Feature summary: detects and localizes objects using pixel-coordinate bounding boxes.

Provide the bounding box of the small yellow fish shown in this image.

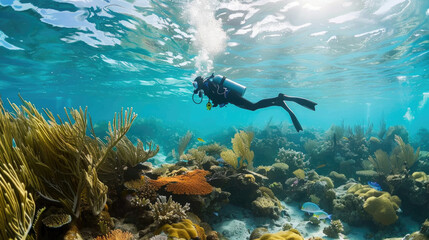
[343,137,349,141]
[316,164,326,169]
[206,102,212,110]
[197,138,205,142]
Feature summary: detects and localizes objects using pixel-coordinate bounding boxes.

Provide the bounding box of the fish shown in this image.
[213,212,219,216]
[301,202,321,213]
[316,164,326,169]
[312,210,331,220]
[197,137,205,142]
[343,137,349,141]
[368,181,382,191]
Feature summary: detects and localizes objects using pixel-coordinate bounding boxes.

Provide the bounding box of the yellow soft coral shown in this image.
[255,229,304,240]
[221,130,254,169]
[156,219,206,240]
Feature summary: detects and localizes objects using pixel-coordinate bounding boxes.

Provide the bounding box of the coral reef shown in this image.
[275,148,305,171]
[41,213,72,228]
[220,130,255,169]
[254,229,304,240]
[149,169,213,195]
[250,228,269,240]
[0,98,138,218]
[369,135,419,176]
[94,229,134,240]
[251,187,283,219]
[149,195,190,226]
[172,131,193,161]
[155,219,206,240]
[347,184,401,226]
[323,220,344,238]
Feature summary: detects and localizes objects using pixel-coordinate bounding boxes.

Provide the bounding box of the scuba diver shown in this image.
[192,74,317,132]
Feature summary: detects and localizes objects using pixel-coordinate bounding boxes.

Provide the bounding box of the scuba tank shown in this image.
[212,75,246,97]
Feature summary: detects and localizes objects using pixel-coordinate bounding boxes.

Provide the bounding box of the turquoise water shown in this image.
[1,1,429,239]
[1,0,428,137]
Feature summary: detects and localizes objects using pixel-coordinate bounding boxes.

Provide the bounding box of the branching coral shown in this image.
[0,163,36,240]
[275,148,305,171]
[150,196,190,226]
[149,169,213,195]
[0,97,137,218]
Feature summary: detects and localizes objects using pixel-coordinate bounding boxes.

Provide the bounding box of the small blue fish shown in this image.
[368,181,382,191]
[301,202,321,213]
[213,212,219,216]
[312,210,331,220]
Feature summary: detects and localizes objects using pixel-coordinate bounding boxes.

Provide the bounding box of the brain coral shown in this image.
[156,219,206,240]
[348,184,401,226]
[255,229,304,240]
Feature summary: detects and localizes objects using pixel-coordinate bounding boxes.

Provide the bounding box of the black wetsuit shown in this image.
[193,75,317,132]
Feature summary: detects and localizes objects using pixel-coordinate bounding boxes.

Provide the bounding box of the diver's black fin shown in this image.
[280,94,317,111]
[281,101,303,132]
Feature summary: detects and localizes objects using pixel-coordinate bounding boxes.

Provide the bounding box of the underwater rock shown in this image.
[250,227,269,240]
[282,223,293,231]
[267,162,290,183]
[308,216,321,225]
[328,171,347,186]
[215,219,249,240]
[387,174,429,207]
[421,219,429,237]
[333,193,371,226]
[251,187,283,219]
[173,187,230,219]
[268,182,286,200]
[322,220,344,238]
[251,196,282,219]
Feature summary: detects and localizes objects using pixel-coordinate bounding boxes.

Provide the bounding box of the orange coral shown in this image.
[94,229,133,240]
[149,169,213,195]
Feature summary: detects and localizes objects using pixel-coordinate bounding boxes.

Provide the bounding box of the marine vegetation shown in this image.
[369,135,420,176]
[0,163,35,240]
[0,97,161,239]
[220,130,255,169]
[172,131,193,161]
